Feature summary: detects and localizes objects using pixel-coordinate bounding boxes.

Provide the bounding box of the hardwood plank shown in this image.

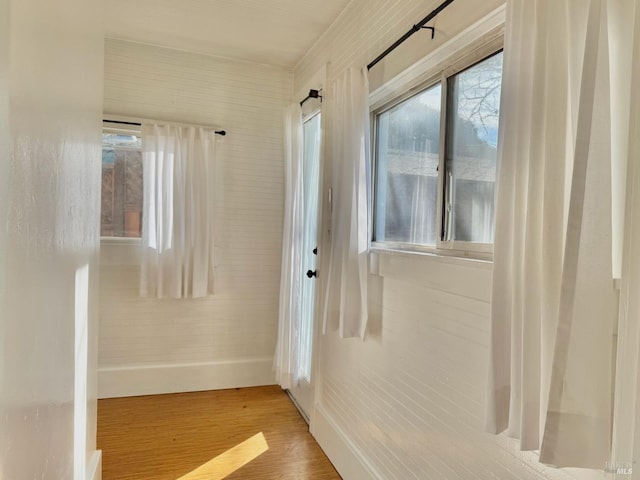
[97,386,342,480]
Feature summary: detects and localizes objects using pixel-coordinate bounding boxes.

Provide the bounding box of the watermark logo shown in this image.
[605,461,634,475]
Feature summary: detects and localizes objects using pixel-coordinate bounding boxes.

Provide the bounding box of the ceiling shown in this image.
[104,0,353,68]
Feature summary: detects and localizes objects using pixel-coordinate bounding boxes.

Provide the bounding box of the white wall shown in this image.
[296,1,607,479]
[0,0,104,478]
[99,39,292,398]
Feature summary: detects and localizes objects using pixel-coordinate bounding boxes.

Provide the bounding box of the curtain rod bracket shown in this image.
[367,0,454,70]
[300,89,323,107]
[421,26,436,40]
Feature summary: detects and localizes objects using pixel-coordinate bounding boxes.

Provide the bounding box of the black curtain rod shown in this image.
[367,0,455,71]
[300,89,322,107]
[103,119,226,136]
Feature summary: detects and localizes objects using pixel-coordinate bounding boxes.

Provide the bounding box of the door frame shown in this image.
[288,66,327,425]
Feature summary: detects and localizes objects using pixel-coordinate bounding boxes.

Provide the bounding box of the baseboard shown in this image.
[87,450,102,480]
[311,403,383,480]
[98,357,275,398]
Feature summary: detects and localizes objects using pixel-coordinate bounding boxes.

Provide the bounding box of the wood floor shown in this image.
[97,386,342,480]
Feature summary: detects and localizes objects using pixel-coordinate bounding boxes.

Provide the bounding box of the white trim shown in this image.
[369,5,506,109]
[303,109,321,125]
[311,404,383,480]
[87,450,102,480]
[285,389,310,424]
[100,237,141,246]
[436,240,494,257]
[105,36,290,71]
[98,357,275,398]
[370,245,493,268]
[102,122,141,135]
[371,241,493,262]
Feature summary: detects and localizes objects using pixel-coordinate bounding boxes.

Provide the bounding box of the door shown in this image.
[288,112,322,421]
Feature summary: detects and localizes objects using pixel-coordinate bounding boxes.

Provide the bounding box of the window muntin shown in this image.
[444,51,503,244]
[101,131,143,238]
[373,48,503,254]
[374,84,442,245]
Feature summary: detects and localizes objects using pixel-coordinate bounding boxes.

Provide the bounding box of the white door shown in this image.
[288,112,321,421]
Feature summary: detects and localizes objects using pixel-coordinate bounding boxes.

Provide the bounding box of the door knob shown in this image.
[306,270,317,278]
[313,247,318,255]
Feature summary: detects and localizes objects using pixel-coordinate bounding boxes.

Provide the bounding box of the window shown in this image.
[101,128,143,238]
[444,52,503,244]
[373,49,503,254]
[375,84,441,245]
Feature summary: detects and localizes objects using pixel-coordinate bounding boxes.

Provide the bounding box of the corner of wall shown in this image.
[311,404,382,480]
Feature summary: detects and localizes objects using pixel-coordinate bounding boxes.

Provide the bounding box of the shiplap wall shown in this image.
[1,0,103,477]
[296,1,608,480]
[99,39,292,398]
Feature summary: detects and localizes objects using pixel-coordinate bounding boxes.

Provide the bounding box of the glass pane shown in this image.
[101,133,143,238]
[299,113,321,381]
[375,84,441,245]
[445,51,503,243]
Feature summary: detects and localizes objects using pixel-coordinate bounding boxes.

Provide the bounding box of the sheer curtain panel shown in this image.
[322,67,371,339]
[274,104,304,389]
[486,0,620,469]
[612,0,640,472]
[140,124,218,299]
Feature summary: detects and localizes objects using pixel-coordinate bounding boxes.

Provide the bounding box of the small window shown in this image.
[374,84,441,246]
[101,130,143,238]
[444,51,503,244]
[373,48,503,255]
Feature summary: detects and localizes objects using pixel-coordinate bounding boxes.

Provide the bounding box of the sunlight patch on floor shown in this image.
[176,432,269,480]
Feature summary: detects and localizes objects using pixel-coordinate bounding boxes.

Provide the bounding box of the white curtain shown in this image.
[274,104,304,390]
[611,0,640,475]
[322,67,371,339]
[487,0,621,469]
[140,123,218,299]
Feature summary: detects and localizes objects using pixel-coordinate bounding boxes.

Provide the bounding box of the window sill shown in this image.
[100,236,141,246]
[370,243,493,270]
[369,244,493,300]
[100,237,141,267]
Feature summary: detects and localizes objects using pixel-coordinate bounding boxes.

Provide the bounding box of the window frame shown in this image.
[371,35,504,260]
[100,121,143,244]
